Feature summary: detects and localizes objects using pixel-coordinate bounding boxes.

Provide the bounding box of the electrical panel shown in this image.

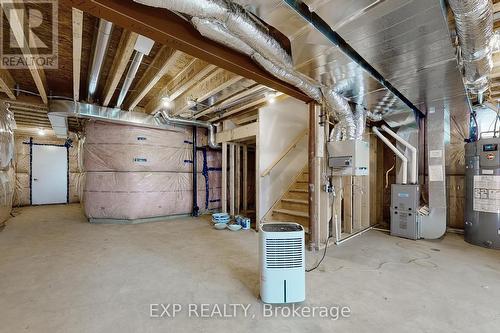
[390,184,421,240]
[327,140,369,176]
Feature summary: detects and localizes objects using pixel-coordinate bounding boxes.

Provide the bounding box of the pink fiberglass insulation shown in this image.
[83,172,221,219]
[82,121,222,220]
[0,102,14,225]
[0,167,14,225]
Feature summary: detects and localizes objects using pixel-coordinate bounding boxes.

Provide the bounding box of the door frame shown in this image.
[27,137,70,205]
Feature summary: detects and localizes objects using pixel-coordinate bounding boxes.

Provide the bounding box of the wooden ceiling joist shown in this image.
[64,0,311,103]
[102,30,139,107]
[72,8,83,102]
[170,69,241,116]
[4,2,49,104]
[209,93,285,122]
[193,84,263,119]
[0,69,16,100]
[125,46,184,111]
[145,63,217,114]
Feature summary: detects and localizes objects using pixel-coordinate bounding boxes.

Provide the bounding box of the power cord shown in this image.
[306,235,333,272]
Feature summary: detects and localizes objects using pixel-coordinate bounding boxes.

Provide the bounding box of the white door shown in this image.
[32,145,68,205]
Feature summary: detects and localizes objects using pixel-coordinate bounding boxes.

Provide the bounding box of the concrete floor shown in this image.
[1,205,500,333]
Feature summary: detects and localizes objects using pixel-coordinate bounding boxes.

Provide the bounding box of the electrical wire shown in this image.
[306,235,333,272]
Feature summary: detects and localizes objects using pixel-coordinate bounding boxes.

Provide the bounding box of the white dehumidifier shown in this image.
[259,222,305,303]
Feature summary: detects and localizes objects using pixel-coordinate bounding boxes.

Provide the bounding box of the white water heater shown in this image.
[259,223,305,304]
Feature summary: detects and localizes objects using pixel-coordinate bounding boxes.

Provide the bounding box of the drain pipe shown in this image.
[88,19,113,102]
[192,126,200,216]
[116,51,144,108]
[381,125,417,184]
[373,127,408,184]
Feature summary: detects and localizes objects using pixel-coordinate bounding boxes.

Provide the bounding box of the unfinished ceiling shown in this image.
[0,1,279,131]
[1,0,490,133]
[488,0,500,102]
[235,0,471,127]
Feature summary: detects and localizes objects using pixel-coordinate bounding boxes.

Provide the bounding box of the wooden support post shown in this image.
[343,176,353,234]
[332,177,343,240]
[243,145,248,213]
[72,8,83,102]
[308,102,320,249]
[222,142,227,213]
[230,143,235,217]
[352,176,367,231]
[369,133,382,226]
[361,175,370,228]
[235,144,241,215]
[256,132,260,228]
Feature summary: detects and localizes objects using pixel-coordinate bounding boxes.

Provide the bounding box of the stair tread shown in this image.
[282,198,308,205]
[290,188,308,193]
[273,209,309,218]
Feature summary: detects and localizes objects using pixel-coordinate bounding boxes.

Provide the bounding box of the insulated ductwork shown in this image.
[48,100,220,149]
[134,0,231,22]
[252,53,322,102]
[367,110,383,122]
[134,0,293,68]
[224,4,293,68]
[88,19,113,102]
[353,104,366,140]
[133,0,359,140]
[322,87,356,141]
[191,17,254,56]
[449,0,493,99]
[116,51,145,108]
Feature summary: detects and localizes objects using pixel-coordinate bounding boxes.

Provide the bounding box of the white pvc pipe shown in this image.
[381,125,417,184]
[372,127,408,184]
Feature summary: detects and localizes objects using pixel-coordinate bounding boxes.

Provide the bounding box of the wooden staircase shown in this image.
[268,169,309,231]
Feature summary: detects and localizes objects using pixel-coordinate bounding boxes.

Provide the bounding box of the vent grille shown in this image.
[265,238,303,269]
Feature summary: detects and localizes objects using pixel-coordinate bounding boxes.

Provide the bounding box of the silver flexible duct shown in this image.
[224,3,293,68]
[449,0,493,97]
[322,87,356,140]
[353,104,366,140]
[367,110,383,122]
[329,120,344,141]
[191,17,254,56]
[134,0,293,68]
[133,0,231,21]
[134,0,358,140]
[252,53,322,102]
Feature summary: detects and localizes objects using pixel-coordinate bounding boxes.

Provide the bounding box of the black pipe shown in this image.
[284,0,425,121]
[192,126,199,217]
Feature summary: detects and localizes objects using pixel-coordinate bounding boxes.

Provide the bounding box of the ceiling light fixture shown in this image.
[161,96,173,109]
[267,92,277,104]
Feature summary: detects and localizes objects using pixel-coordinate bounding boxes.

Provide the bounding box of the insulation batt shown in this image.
[0,167,14,224]
[82,121,222,220]
[0,102,14,224]
[83,172,221,219]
